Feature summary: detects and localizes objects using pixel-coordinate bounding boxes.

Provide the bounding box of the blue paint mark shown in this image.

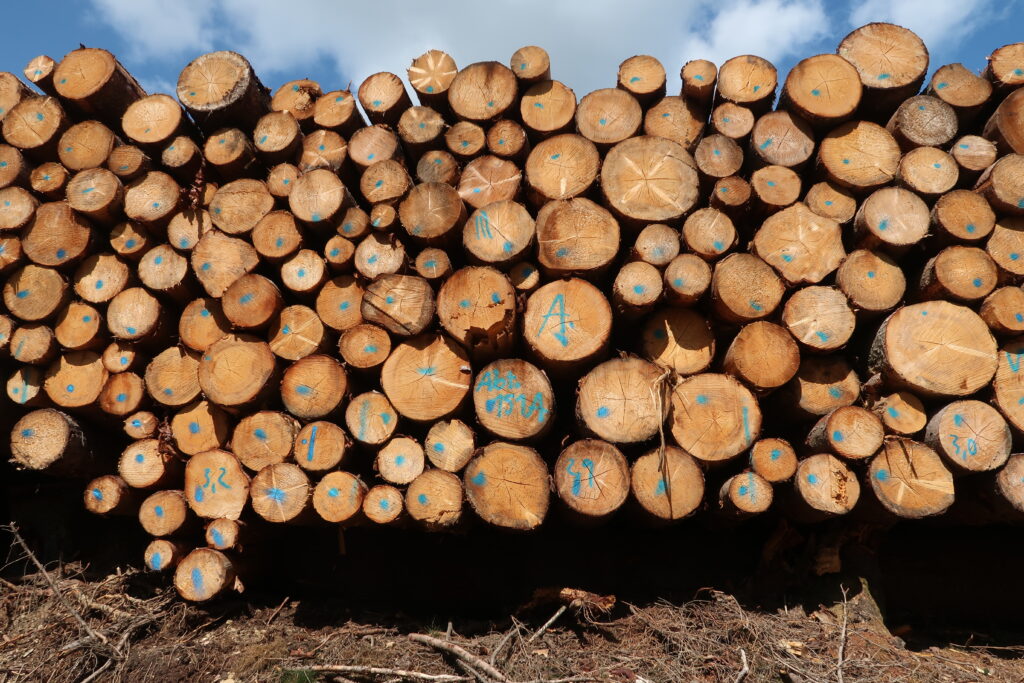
[842,158,850,164]
[752,85,760,92]
[385,295,395,304]
[150,553,162,570]
[154,505,164,517]
[828,387,842,399]
[367,255,378,264]
[211,528,225,547]
[56,248,66,259]
[953,414,964,427]
[878,73,890,80]
[766,181,776,187]
[807,474,819,485]
[116,393,127,402]
[770,449,781,461]
[933,163,941,169]
[296,385,313,396]
[555,247,569,257]
[629,76,641,83]
[655,478,666,496]
[375,180,383,188]
[380,413,392,425]
[1016,314,1023,323]
[417,493,428,505]
[433,442,445,453]
[126,327,137,335]
[379,498,390,510]
[267,487,286,502]
[713,149,721,156]
[189,421,200,434]
[815,331,830,342]
[239,293,253,304]
[281,325,291,335]
[742,406,751,443]
[878,219,888,231]
[135,453,144,463]
[358,399,370,441]
[127,239,139,248]
[20,429,32,437]
[694,74,704,81]
[749,300,763,312]
[936,82,948,89]
[550,153,561,160]
[781,253,793,263]
[696,394,708,405]
[918,105,925,111]
[201,262,210,271]
[633,285,646,295]
[596,406,610,417]
[82,315,92,323]
[867,271,875,279]
[254,428,267,441]
[91,488,102,500]
[973,278,983,287]
[459,299,471,308]
[811,89,820,96]
[832,430,844,442]
[472,470,486,486]
[365,345,377,353]
[875,469,890,482]
[131,420,142,428]
[307,424,318,461]
[340,301,350,310]
[713,240,724,251]
[191,568,204,593]
[15,289,28,299]
[200,308,210,317]
[673,278,683,287]
[418,366,436,376]
[327,487,339,498]
[759,138,773,150]
[503,241,513,253]
[965,223,976,234]
[66,384,75,393]
[163,388,173,396]
[329,247,340,257]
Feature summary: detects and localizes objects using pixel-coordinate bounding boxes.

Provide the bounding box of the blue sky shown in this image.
[2,0,1022,104]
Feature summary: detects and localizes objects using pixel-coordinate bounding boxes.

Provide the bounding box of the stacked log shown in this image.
[3,30,1024,602]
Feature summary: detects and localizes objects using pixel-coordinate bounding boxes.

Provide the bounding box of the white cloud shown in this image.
[848,0,992,54]
[89,0,834,99]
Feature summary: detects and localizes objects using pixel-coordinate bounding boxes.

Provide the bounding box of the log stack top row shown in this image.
[3,25,1024,600]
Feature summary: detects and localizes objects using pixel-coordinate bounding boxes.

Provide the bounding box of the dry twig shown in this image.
[410,633,510,682]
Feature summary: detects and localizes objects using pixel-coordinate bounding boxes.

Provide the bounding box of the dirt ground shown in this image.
[3,555,1024,683]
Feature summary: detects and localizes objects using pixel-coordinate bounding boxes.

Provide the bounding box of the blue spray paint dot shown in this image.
[807,474,819,484]
[254,428,267,441]
[395,455,406,466]
[459,299,471,308]
[116,393,127,402]
[832,430,844,442]
[966,224,976,234]
[632,285,646,295]
[66,384,75,392]
[135,453,145,463]
[340,301,351,310]
[973,278,983,288]
[91,488,102,500]
[472,471,486,486]
[433,442,445,452]
[875,469,890,482]
[828,387,842,398]
[126,327,136,334]
[555,247,569,257]
[596,406,610,417]
[20,429,33,437]
[696,394,708,405]
[417,493,428,505]
[867,271,875,279]
[887,406,900,418]
[296,385,313,396]
[770,449,781,460]
[188,421,200,434]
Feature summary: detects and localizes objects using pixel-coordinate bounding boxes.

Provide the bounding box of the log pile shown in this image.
[3,28,1024,602]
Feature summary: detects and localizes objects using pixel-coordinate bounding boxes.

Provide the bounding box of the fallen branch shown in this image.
[837,586,849,683]
[734,648,749,683]
[304,665,470,682]
[410,633,510,682]
[527,605,567,643]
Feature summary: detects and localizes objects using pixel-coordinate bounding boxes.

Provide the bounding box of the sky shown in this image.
[1,0,1022,106]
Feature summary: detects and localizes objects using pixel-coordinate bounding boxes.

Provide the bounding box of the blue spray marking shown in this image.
[770,449,781,460]
[417,493,428,505]
[596,406,609,417]
[150,553,162,570]
[154,505,164,517]
[211,529,225,547]
[781,253,793,263]
[832,430,844,442]
[555,247,569,257]
[953,414,964,427]
[191,568,204,593]
[358,399,369,441]
[828,387,842,398]
[328,488,339,498]
[655,478,666,496]
[254,428,267,441]
[973,278,983,288]
[582,458,596,490]
[379,498,391,510]
[887,406,899,418]
[91,488,103,500]
[472,471,486,486]
[742,406,751,443]
[759,138,773,150]
[296,385,313,396]
[116,393,126,402]
[267,487,285,502]
[536,293,574,346]
[807,474,819,484]
[875,469,890,482]
[433,443,445,453]
[135,453,145,463]
[867,271,875,279]
[381,413,393,425]
[307,424,318,461]
[696,394,708,405]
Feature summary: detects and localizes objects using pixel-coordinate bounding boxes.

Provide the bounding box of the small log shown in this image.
[437,266,516,359]
[464,441,549,530]
[750,165,801,214]
[337,323,391,370]
[315,275,364,332]
[44,350,108,409]
[805,181,857,224]
[381,334,471,422]
[206,518,244,551]
[53,48,144,126]
[835,249,906,314]
[9,323,57,366]
[312,471,367,524]
[925,400,1011,473]
[749,438,798,483]
[611,261,662,318]
[179,298,231,353]
[397,106,445,159]
[0,144,31,190]
[221,273,282,331]
[710,103,753,141]
[363,485,404,525]
[510,46,550,84]
[457,155,521,210]
[4,264,69,321]
[425,419,476,473]
[643,96,704,151]
[98,371,146,416]
[980,287,1024,336]
[271,79,321,129]
[681,59,717,105]
[21,200,93,266]
[446,120,486,160]
[177,50,270,132]
[718,472,773,519]
[168,208,213,253]
[406,469,464,530]
[473,358,553,440]
[682,208,736,261]
[269,304,327,361]
[376,437,426,485]
[447,61,518,123]
[781,354,860,419]
[160,135,202,182]
[118,438,179,489]
[716,55,777,112]
[601,135,699,226]
[630,445,704,522]
[145,539,188,573]
[267,163,299,199]
[523,278,612,373]
[6,366,44,407]
[983,87,1024,155]
[252,111,302,165]
[868,438,955,518]
[710,253,785,324]
[782,286,856,352]
[299,130,348,173]
[294,420,348,472]
[669,373,760,464]
[122,93,192,150]
[873,390,927,435]
[345,391,398,446]
[23,55,57,96]
[805,406,884,460]
[520,80,576,139]
[233,410,301,472]
[9,408,92,476]
[792,453,859,519]
[144,347,200,408]
[575,88,642,150]
[399,181,467,243]
[928,63,993,127]
[694,133,743,181]
[251,463,313,524]
[174,548,238,602]
[124,411,158,439]
[361,273,435,336]
[124,170,180,227]
[931,188,995,242]
[535,198,619,277]
[281,354,346,420]
[58,120,117,171]
[837,22,928,117]
[0,186,38,231]
[171,398,228,457]
[869,302,997,398]
[853,186,929,252]
[818,120,900,191]
[463,200,535,266]
[408,49,458,111]
[204,127,259,181]
[314,90,363,137]
[782,54,861,126]
[199,334,276,408]
[754,202,845,286]
[524,134,600,205]
[2,96,69,161]
[553,439,630,522]
[486,119,530,160]
[617,55,665,107]
[358,72,411,127]
[348,124,402,172]
[749,110,815,169]
[722,321,800,393]
[975,154,1024,216]
[509,261,541,293]
[917,246,998,303]
[184,448,250,520]
[139,490,191,537]
[663,254,712,306]
[641,308,714,375]
[417,150,459,185]
[950,135,997,184]
[633,223,680,267]
[887,95,958,151]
